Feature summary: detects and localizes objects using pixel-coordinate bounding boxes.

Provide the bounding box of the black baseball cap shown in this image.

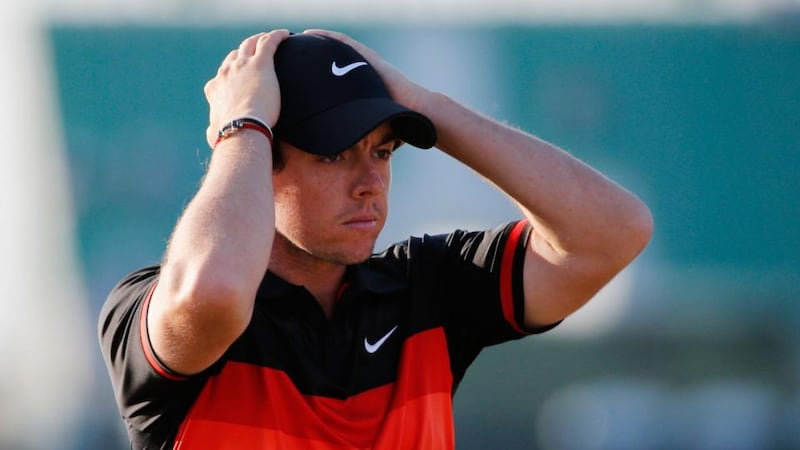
[272,33,437,156]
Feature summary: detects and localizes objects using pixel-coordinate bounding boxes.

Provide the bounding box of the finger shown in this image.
[303,29,353,45]
[303,28,342,39]
[218,49,239,74]
[239,32,267,57]
[253,29,290,57]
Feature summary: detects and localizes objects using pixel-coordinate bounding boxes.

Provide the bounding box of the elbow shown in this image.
[631,200,654,253]
[612,199,654,268]
[163,267,256,339]
[585,198,654,275]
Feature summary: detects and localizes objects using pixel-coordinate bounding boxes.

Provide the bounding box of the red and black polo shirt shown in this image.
[99,220,558,449]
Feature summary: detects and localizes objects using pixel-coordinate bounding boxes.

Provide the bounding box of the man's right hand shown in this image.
[203,29,290,149]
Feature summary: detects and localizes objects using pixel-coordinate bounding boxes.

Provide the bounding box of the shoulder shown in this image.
[110,265,161,293]
[98,265,160,336]
[371,221,529,267]
[105,265,160,306]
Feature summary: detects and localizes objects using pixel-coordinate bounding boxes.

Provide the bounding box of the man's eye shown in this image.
[375,149,394,160]
[319,153,344,163]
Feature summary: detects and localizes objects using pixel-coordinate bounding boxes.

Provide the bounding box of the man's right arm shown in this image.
[146,30,289,376]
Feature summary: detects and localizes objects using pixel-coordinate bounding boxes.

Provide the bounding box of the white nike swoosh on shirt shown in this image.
[331,61,368,76]
[364,325,399,354]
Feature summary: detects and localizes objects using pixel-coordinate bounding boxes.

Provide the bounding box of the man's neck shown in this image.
[268,235,346,319]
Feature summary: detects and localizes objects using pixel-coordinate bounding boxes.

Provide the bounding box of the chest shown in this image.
[231,287,434,398]
[179,288,456,449]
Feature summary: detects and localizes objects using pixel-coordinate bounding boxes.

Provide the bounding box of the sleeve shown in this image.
[98,266,208,447]
[406,220,561,383]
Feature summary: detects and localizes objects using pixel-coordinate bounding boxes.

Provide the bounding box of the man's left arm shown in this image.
[307,30,653,329]
[418,94,653,328]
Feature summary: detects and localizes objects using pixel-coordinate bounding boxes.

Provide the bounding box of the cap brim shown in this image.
[277,98,437,156]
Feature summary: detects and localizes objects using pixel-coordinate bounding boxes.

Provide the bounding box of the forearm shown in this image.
[161,132,274,309]
[418,92,651,261]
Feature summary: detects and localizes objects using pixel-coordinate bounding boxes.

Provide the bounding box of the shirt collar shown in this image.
[347,261,407,295]
[258,259,407,300]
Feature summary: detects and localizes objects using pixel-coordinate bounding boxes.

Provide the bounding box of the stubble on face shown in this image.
[271,181,382,269]
[272,228,375,269]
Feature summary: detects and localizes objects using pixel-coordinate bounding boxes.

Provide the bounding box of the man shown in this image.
[99,29,652,449]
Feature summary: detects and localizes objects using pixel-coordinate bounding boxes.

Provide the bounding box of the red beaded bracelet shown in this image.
[214,117,273,149]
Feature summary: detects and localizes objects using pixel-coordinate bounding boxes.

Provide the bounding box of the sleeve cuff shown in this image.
[139,281,189,381]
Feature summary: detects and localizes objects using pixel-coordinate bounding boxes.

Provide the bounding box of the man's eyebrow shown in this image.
[376,132,403,150]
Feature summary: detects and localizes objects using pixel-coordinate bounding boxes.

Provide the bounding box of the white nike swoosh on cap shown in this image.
[331,61,368,76]
[364,325,399,354]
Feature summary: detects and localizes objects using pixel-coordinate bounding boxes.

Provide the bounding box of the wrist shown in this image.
[214,117,273,149]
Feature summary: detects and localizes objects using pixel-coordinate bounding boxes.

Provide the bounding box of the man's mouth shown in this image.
[343,216,379,229]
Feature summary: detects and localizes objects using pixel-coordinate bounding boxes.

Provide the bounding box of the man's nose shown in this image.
[353,162,387,198]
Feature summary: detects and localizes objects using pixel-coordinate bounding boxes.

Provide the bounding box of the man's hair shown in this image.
[272,139,286,171]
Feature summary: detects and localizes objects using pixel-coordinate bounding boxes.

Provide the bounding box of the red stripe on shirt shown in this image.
[499,220,528,334]
[139,282,186,381]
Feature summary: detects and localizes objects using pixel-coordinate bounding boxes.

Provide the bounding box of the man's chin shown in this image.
[274,230,378,266]
[338,245,376,266]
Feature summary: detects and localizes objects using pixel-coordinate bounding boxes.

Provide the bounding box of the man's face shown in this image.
[273,122,400,266]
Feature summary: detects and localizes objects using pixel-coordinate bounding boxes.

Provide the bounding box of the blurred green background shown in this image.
[49,22,799,449]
